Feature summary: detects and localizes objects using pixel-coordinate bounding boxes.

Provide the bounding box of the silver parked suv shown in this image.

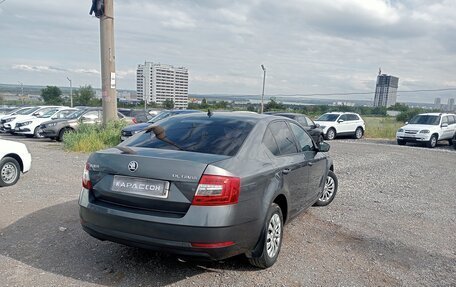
[396,113,456,148]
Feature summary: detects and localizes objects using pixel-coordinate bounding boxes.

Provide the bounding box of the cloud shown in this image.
[1,0,455,103]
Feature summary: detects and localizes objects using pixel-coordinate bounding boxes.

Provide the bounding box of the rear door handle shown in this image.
[282,168,291,175]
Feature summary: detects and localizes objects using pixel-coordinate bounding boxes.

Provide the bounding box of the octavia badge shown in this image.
[128,161,138,172]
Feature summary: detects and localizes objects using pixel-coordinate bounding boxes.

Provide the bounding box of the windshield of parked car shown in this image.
[147,111,170,123]
[409,115,440,125]
[316,114,340,122]
[37,108,60,118]
[123,116,256,156]
[17,107,40,115]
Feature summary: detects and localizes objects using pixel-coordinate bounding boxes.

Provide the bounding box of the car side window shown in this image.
[297,116,308,127]
[262,127,280,156]
[269,121,298,155]
[347,114,359,121]
[339,114,348,121]
[441,116,448,125]
[289,123,314,152]
[305,117,315,127]
[83,111,99,119]
[448,115,455,125]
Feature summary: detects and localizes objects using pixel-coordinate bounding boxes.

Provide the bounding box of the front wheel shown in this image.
[325,128,336,140]
[397,139,406,146]
[0,157,21,187]
[426,135,437,148]
[248,203,283,269]
[314,170,338,206]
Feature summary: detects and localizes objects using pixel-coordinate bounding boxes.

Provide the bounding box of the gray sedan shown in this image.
[79,112,338,268]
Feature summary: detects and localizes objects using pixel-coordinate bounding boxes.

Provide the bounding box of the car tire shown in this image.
[325,128,336,140]
[33,127,42,138]
[354,127,363,139]
[397,139,406,146]
[449,138,453,146]
[248,203,283,269]
[314,170,338,207]
[58,128,71,142]
[0,157,21,187]
[426,134,438,148]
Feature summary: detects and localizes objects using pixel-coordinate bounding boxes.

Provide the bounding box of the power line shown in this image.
[286,87,456,98]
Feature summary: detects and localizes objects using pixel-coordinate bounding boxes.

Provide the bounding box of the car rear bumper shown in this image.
[79,189,260,260]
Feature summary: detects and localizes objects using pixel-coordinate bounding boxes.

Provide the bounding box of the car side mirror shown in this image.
[338,119,344,123]
[32,112,40,116]
[405,121,408,125]
[318,142,330,152]
[315,123,320,128]
[441,123,449,128]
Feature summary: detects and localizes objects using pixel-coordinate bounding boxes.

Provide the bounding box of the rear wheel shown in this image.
[58,128,72,142]
[426,134,438,148]
[248,203,283,269]
[397,139,406,146]
[354,127,363,139]
[325,128,336,140]
[314,170,338,206]
[0,157,21,187]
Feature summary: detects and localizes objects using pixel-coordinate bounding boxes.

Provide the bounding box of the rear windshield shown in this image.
[409,115,440,125]
[123,116,256,156]
[317,113,340,121]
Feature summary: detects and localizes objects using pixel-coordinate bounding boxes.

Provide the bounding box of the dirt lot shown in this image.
[0,135,455,287]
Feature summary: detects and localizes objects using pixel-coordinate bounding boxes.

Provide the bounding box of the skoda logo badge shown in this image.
[128,161,138,172]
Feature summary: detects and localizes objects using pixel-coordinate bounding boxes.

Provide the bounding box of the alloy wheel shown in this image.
[320,175,335,202]
[266,213,282,258]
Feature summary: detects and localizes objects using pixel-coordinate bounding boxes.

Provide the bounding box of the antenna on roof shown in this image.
[378,67,382,75]
[207,109,213,118]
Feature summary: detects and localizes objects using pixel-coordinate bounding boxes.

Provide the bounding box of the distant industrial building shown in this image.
[448,98,454,111]
[136,62,189,109]
[434,97,441,109]
[373,73,399,108]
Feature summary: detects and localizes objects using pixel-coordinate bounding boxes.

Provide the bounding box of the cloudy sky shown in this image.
[0,0,455,103]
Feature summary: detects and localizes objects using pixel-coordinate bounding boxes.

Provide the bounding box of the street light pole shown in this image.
[67,77,73,107]
[18,81,24,104]
[260,65,266,114]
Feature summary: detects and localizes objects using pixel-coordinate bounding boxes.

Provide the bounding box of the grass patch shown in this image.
[63,121,127,153]
[364,116,404,139]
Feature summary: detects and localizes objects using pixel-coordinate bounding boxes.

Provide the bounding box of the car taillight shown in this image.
[82,162,92,190]
[192,175,240,206]
[191,241,235,248]
[132,117,137,124]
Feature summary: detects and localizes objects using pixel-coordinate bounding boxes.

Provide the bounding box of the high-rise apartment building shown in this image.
[434,97,442,109]
[136,62,189,109]
[373,74,399,107]
[448,98,454,111]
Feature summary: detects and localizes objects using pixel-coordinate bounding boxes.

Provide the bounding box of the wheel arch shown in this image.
[273,194,288,224]
[2,153,24,172]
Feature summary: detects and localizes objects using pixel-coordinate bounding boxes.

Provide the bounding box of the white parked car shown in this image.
[315,112,366,140]
[0,139,31,186]
[0,107,34,121]
[0,106,64,134]
[15,107,77,138]
[396,113,456,148]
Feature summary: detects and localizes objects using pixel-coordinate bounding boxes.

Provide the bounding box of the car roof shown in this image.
[418,113,455,116]
[170,111,269,122]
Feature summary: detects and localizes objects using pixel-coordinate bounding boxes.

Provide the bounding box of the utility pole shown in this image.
[18,81,24,104]
[99,0,117,125]
[67,77,73,107]
[260,65,266,114]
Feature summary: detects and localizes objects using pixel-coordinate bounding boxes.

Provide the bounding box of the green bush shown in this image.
[63,121,127,153]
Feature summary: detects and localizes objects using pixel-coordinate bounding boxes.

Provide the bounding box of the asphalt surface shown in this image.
[0,134,455,287]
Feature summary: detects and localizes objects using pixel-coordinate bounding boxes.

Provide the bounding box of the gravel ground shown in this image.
[0,134,455,287]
